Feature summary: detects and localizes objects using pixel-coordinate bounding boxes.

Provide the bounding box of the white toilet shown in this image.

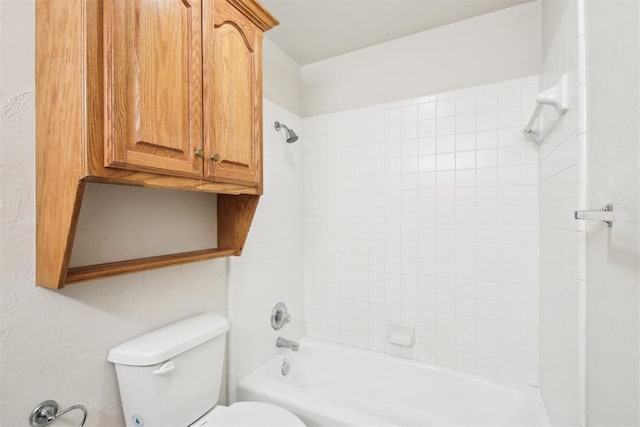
[108,312,305,427]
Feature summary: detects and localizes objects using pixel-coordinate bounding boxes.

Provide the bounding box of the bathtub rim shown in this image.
[273,336,544,396]
[238,336,550,426]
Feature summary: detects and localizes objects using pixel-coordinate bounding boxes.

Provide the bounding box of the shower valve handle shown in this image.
[271,302,291,330]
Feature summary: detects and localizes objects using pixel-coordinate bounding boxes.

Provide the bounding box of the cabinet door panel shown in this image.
[214,24,253,167]
[106,0,203,177]
[204,0,262,187]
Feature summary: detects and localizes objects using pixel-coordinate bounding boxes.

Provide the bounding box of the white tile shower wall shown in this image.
[227,99,305,402]
[538,0,586,425]
[303,76,540,386]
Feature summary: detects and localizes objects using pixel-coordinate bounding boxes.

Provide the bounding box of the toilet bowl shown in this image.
[108,312,305,427]
[193,402,304,426]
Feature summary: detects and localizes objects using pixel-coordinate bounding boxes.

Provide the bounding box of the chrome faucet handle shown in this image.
[271,302,291,330]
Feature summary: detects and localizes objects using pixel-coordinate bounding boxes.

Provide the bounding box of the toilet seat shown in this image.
[192,401,305,427]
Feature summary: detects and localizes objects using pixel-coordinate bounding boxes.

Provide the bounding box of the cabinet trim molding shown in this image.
[227,0,278,31]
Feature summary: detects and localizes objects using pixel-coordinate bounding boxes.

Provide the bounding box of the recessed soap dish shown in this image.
[387,322,415,347]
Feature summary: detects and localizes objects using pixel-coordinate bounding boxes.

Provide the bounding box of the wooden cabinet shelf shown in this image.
[35,0,277,289]
[66,249,237,284]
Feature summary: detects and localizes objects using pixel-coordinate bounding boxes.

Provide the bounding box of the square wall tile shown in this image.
[303,76,540,387]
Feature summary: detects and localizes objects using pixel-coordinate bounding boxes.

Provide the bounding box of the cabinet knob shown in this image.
[194,149,205,158]
[210,153,220,162]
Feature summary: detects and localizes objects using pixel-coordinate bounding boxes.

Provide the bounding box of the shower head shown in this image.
[274,121,299,143]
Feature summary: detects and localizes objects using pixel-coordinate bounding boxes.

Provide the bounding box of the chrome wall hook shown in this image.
[29,400,87,427]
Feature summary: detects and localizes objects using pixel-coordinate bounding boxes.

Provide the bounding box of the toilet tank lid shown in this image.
[107,312,230,366]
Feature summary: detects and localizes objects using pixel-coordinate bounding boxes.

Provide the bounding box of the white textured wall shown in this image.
[537,0,586,424]
[301,2,542,117]
[263,37,302,117]
[227,99,304,402]
[70,184,219,267]
[303,76,541,385]
[541,0,570,59]
[584,0,640,424]
[1,3,228,426]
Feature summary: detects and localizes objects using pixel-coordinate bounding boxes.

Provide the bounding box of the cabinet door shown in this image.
[203,0,263,187]
[105,0,203,178]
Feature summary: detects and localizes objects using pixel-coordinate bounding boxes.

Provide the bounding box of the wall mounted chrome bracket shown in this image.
[575,203,614,227]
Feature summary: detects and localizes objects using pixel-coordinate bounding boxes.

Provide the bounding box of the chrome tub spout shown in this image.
[276,337,300,351]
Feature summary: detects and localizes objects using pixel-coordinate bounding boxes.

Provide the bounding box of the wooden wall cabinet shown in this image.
[205,0,264,186]
[35,0,278,289]
[105,0,205,179]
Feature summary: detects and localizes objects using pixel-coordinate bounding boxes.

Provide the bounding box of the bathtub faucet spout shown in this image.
[276,337,300,351]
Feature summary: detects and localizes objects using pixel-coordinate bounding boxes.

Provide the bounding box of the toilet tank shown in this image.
[108,313,230,427]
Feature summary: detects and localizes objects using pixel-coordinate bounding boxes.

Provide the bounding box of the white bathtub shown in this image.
[237,338,549,426]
